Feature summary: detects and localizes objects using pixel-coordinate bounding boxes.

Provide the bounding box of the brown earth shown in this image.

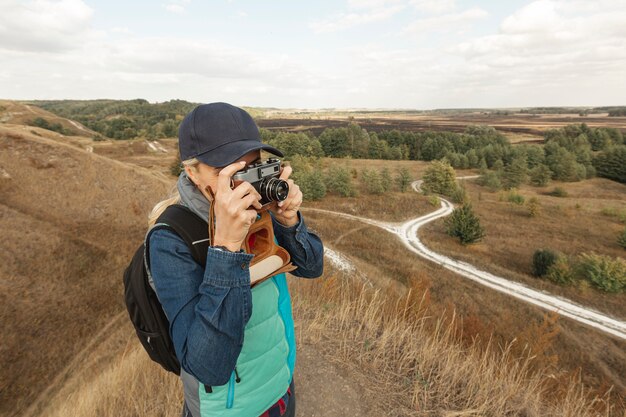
[419,177,626,319]
[256,112,626,139]
[2,102,625,415]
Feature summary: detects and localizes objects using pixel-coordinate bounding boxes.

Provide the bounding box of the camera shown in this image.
[231,158,289,208]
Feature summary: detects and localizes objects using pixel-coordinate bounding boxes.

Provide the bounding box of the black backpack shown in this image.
[123,204,209,375]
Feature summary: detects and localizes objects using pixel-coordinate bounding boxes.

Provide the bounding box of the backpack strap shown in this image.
[148,204,210,266]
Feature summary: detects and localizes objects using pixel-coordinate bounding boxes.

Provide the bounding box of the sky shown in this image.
[1,0,625,109]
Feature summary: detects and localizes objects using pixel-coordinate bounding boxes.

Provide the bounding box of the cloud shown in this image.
[403,8,488,35]
[409,0,455,14]
[0,0,94,52]
[163,0,191,14]
[310,4,405,33]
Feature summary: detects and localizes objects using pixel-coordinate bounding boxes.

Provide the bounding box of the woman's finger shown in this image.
[279,165,292,181]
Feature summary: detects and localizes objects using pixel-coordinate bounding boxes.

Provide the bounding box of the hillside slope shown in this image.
[0,125,171,416]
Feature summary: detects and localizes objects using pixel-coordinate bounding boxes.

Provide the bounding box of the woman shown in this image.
[146,102,324,417]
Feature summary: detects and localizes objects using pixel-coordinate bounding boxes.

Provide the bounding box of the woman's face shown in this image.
[185,150,261,200]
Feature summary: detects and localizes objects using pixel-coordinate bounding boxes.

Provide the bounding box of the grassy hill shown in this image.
[0,103,624,416]
[0,124,171,416]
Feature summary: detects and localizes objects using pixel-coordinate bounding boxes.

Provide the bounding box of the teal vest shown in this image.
[197,272,296,416]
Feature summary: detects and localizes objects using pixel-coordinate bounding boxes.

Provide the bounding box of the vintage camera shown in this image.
[231,158,289,208]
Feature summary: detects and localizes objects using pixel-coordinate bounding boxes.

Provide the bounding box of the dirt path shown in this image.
[304,178,626,341]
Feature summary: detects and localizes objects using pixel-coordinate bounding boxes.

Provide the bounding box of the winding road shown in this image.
[307,178,626,341]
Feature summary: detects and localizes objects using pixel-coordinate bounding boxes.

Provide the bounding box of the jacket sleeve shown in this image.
[270,210,324,279]
[148,227,254,386]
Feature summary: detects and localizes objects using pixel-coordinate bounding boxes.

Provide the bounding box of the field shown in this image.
[256,110,626,143]
[1,101,625,416]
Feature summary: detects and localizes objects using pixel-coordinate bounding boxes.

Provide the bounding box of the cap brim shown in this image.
[195,140,284,168]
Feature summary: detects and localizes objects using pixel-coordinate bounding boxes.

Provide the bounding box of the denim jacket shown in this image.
[148,209,323,386]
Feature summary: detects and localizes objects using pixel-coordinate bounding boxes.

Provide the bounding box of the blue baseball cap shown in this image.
[178,102,283,168]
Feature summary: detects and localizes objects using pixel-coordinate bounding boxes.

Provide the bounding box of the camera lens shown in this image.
[261,177,289,202]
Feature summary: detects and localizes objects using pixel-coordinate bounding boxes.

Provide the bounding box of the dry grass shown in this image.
[303,211,626,399]
[2,120,624,417]
[290,267,616,416]
[420,177,626,319]
[32,264,618,417]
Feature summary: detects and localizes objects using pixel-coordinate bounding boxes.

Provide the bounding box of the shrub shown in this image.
[548,187,568,197]
[380,167,392,192]
[325,166,357,197]
[527,197,541,217]
[577,253,626,293]
[545,256,574,285]
[428,195,440,207]
[529,165,552,187]
[502,157,528,189]
[532,249,558,277]
[450,185,469,204]
[600,207,626,223]
[505,190,525,205]
[422,160,457,196]
[360,169,385,195]
[298,171,327,200]
[476,170,502,192]
[593,145,626,183]
[444,204,485,245]
[395,167,412,193]
[619,227,626,249]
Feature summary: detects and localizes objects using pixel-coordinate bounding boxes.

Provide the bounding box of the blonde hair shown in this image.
[147,157,201,227]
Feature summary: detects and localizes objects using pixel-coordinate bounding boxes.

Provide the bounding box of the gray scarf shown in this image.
[176,171,211,222]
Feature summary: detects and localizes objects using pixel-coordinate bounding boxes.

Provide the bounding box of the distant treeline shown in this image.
[32,99,198,140]
[260,123,625,184]
[34,100,625,184]
[518,106,626,116]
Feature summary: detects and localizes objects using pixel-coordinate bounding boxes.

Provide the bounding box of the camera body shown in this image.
[232,158,289,208]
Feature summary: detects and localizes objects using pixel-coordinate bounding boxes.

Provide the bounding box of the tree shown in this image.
[529,165,552,187]
[325,166,356,197]
[422,160,457,196]
[298,171,327,200]
[361,169,385,195]
[593,146,626,183]
[532,249,557,276]
[444,204,485,245]
[380,167,392,191]
[502,156,528,189]
[395,167,412,193]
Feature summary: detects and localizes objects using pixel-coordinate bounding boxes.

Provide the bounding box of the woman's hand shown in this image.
[210,161,263,252]
[268,165,303,228]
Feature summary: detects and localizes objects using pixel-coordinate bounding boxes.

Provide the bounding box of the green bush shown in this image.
[428,195,440,207]
[450,185,469,204]
[422,160,457,196]
[526,197,541,217]
[593,145,626,183]
[577,253,626,293]
[505,190,525,205]
[532,249,558,277]
[395,167,412,193]
[325,166,357,197]
[444,204,485,245]
[545,256,574,285]
[360,169,385,195]
[529,165,552,186]
[548,187,568,197]
[380,167,392,192]
[476,170,502,192]
[298,170,327,200]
